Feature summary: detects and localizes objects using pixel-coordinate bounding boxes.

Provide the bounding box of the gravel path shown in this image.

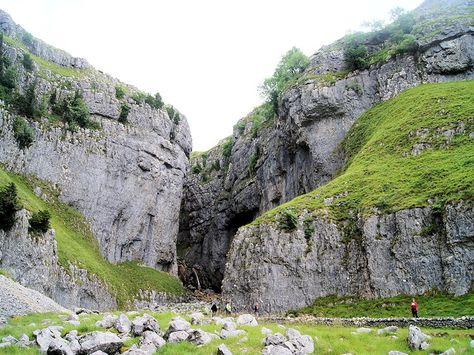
[0,275,68,318]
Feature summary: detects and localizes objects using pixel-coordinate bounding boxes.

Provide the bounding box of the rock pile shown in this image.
[262,327,314,355]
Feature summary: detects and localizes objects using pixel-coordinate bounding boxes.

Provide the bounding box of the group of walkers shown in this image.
[210,301,261,318]
[210,299,420,318]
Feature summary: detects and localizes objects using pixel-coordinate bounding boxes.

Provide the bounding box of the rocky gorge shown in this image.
[0,0,472,320]
[178,0,474,300]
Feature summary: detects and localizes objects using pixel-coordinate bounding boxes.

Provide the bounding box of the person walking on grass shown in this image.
[225,302,232,315]
[411,298,419,318]
[254,303,260,318]
[211,302,218,316]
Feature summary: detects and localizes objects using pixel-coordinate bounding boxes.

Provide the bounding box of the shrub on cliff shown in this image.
[22,53,34,71]
[260,47,309,117]
[115,85,125,99]
[118,103,130,124]
[343,34,369,71]
[0,182,20,231]
[12,116,34,149]
[29,210,51,234]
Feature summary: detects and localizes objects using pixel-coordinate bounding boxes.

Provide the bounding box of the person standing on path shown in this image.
[254,303,260,318]
[410,298,419,318]
[225,302,232,315]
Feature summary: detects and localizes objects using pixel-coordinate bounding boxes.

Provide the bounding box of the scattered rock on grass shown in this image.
[187,329,212,345]
[407,325,431,350]
[236,314,258,327]
[440,348,456,355]
[377,326,398,335]
[79,331,123,354]
[115,313,131,333]
[167,330,189,343]
[95,314,118,329]
[132,314,161,336]
[388,351,408,355]
[217,343,233,355]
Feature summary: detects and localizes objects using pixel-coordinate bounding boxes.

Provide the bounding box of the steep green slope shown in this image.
[0,167,185,307]
[253,80,474,227]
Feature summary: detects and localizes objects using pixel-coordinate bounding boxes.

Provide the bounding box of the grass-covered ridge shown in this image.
[290,293,474,318]
[252,80,474,227]
[0,167,185,307]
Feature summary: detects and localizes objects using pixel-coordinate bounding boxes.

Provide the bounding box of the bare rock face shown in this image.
[178,0,474,291]
[0,12,191,275]
[0,210,116,310]
[222,203,474,313]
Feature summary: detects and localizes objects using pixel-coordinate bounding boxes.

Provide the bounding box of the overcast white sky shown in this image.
[2,0,423,151]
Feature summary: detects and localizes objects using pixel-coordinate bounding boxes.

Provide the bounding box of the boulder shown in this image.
[187,329,212,346]
[222,320,237,331]
[132,314,161,336]
[140,330,165,349]
[262,344,293,355]
[122,345,148,355]
[407,325,430,350]
[190,312,205,325]
[290,334,314,354]
[236,314,258,327]
[34,326,63,352]
[471,340,474,348]
[220,329,246,339]
[48,338,73,355]
[217,343,233,355]
[165,317,190,338]
[167,330,189,343]
[378,326,398,335]
[264,333,286,346]
[90,351,108,355]
[2,335,16,344]
[95,315,118,329]
[285,328,301,341]
[357,327,372,333]
[115,314,131,334]
[17,334,31,348]
[441,348,456,355]
[388,352,408,355]
[79,331,123,354]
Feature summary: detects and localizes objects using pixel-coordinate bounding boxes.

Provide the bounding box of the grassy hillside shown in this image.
[253,80,474,227]
[0,167,185,307]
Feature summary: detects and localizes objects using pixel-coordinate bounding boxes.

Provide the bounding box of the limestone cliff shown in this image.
[223,203,474,313]
[0,9,191,276]
[0,210,116,310]
[178,0,474,292]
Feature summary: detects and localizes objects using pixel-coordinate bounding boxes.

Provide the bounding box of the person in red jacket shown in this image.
[410,298,419,318]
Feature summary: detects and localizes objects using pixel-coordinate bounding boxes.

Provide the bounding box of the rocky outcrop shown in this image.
[0,210,117,310]
[0,9,89,69]
[222,202,474,312]
[178,0,474,291]
[0,12,191,274]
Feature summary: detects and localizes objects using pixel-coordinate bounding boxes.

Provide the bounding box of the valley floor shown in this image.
[0,310,473,354]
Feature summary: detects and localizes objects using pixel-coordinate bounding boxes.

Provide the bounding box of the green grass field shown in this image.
[0,167,185,307]
[252,80,474,228]
[0,311,473,354]
[290,292,474,318]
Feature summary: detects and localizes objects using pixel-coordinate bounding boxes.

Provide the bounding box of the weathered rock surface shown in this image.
[223,202,474,312]
[0,210,116,310]
[217,343,233,355]
[0,9,191,284]
[407,325,431,350]
[262,327,314,355]
[78,331,123,354]
[178,0,474,292]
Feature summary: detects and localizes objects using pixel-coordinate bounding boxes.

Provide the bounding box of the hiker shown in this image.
[211,302,218,316]
[254,303,260,318]
[410,298,419,318]
[225,302,232,315]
